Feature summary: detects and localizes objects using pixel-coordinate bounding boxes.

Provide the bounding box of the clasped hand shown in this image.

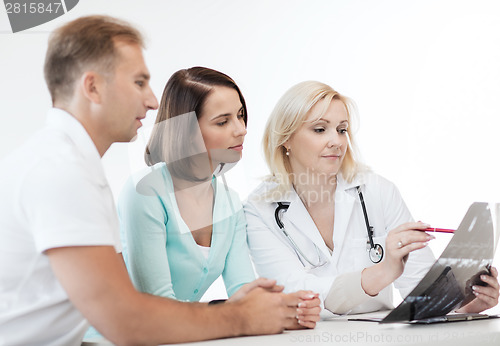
[228,278,321,329]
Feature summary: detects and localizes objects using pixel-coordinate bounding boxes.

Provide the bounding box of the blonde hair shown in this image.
[262,81,364,195]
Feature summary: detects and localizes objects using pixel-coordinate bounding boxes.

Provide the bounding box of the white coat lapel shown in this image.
[330,174,365,266]
[331,187,355,266]
[283,191,332,260]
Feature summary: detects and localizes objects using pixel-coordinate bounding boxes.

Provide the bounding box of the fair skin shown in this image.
[199,86,247,168]
[285,97,499,311]
[173,86,247,244]
[172,85,320,326]
[285,99,348,251]
[64,40,158,156]
[47,41,320,345]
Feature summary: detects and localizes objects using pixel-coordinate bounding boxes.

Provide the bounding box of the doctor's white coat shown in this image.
[244,172,435,316]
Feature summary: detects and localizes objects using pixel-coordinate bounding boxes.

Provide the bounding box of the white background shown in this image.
[1,0,500,312]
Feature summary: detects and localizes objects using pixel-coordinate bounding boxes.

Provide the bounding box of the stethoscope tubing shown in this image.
[274,185,384,265]
[356,186,383,263]
[275,202,324,267]
[357,186,375,248]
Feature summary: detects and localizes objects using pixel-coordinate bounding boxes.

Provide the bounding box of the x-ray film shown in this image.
[382,202,500,323]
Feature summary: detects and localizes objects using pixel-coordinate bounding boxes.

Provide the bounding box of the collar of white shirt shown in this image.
[45,107,107,187]
[260,172,370,204]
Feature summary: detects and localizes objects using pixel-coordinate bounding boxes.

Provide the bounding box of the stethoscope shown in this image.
[355,186,384,263]
[274,185,384,267]
[274,202,328,268]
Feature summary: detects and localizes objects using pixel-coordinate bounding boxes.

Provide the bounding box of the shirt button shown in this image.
[194,289,199,294]
[203,268,208,273]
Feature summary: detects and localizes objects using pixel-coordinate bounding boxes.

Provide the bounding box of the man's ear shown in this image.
[80,71,105,104]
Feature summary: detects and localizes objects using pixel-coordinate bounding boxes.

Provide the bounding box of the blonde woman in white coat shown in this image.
[244,81,499,317]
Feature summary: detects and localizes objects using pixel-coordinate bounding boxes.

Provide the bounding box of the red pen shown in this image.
[424,227,455,233]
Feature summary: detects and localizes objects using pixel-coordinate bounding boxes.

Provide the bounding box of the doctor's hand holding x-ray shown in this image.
[244,81,499,317]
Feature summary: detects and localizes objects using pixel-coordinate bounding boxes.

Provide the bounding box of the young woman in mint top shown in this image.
[117,67,320,327]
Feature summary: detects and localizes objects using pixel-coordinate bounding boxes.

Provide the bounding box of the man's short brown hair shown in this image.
[44,15,144,104]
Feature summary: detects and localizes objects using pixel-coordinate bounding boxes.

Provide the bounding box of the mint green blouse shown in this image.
[117,163,255,301]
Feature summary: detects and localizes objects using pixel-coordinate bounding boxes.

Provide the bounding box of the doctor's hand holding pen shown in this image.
[227,278,321,329]
[360,221,434,297]
[360,222,500,313]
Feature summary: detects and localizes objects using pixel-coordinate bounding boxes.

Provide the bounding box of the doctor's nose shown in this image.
[327,134,342,148]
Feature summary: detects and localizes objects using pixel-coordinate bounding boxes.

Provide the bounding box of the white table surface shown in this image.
[82,311,500,346]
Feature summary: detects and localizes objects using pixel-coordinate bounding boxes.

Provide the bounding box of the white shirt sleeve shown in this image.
[20,157,120,253]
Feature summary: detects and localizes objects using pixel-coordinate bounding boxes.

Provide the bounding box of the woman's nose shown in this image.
[234,119,247,137]
[327,133,341,148]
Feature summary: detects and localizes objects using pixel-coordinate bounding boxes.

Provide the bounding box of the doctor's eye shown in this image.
[135,80,145,87]
[216,120,228,126]
[338,128,348,135]
[313,127,325,133]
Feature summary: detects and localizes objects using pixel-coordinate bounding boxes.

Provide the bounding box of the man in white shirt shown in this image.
[0,15,320,345]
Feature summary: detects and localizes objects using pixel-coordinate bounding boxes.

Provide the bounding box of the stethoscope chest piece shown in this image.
[368,243,384,263]
[357,185,384,264]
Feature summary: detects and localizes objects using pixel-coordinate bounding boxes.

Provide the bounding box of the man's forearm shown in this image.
[111,294,245,345]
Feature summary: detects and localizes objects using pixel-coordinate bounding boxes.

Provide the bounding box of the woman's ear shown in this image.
[283,139,290,151]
